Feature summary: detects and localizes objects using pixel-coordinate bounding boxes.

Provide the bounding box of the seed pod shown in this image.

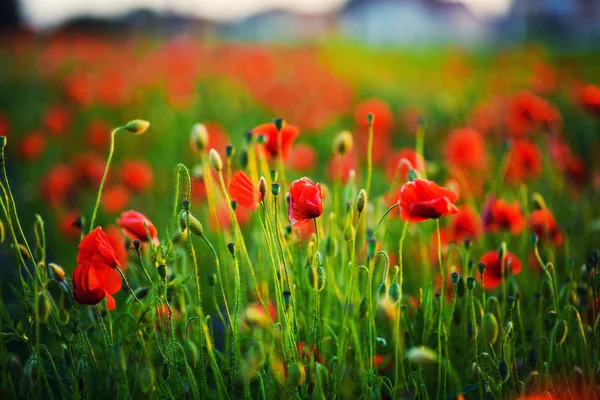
[272,183,280,196]
[478,262,486,274]
[388,282,401,305]
[124,119,150,135]
[356,189,367,214]
[36,292,51,323]
[467,277,477,291]
[225,145,234,158]
[258,177,267,200]
[344,225,355,242]
[282,290,292,308]
[359,297,368,319]
[227,243,235,257]
[498,360,509,382]
[273,117,285,131]
[49,263,65,282]
[482,313,499,344]
[408,169,418,181]
[190,123,209,152]
[451,272,460,285]
[209,148,223,172]
[553,320,568,344]
[506,296,516,312]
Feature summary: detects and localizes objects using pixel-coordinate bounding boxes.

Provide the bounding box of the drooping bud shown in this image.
[482,313,499,344]
[532,192,547,211]
[190,123,209,152]
[49,263,65,282]
[124,119,150,135]
[209,149,223,172]
[377,282,388,302]
[356,189,367,214]
[333,131,353,155]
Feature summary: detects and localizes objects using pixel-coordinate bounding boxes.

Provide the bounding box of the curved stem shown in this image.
[372,203,400,240]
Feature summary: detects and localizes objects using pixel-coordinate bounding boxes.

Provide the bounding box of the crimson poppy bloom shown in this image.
[43,105,71,136]
[529,209,563,247]
[101,185,130,214]
[505,140,542,184]
[41,164,73,207]
[87,120,111,149]
[252,122,299,161]
[449,204,482,242]
[287,144,317,173]
[288,177,323,228]
[72,227,123,310]
[120,159,153,193]
[478,250,522,290]
[482,198,526,235]
[328,152,358,184]
[117,210,158,244]
[579,84,600,118]
[385,148,426,183]
[19,131,45,162]
[506,91,560,137]
[444,128,486,171]
[397,179,459,223]
[229,171,261,210]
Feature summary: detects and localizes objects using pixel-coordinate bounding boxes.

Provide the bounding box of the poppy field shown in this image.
[2,33,600,399]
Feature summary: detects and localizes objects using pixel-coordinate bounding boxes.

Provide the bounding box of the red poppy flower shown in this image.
[43,105,71,136]
[19,131,45,162]
[328,152,358,184]
[354,98,393,136]
[252,122,299,161]
[41,164,73,207]
[483,198,526,235]
[59,211,81,241]
[397,179,459,223]
[87,120,111,149]
[101,185,130,214]
[385,149,426,183]
[104,225,129,269]
[70,152,107,187]
[117,210,158,244]
[120,159,153,193]
[229,171,261,210]
[72,227,123,310]
[506,91,561,137]
[288,177,323,228]
[444,128,486,171]
[287,144,317,173]
[505,140,542,183]
[529,209,563,247]
[579,84,600,118]
[450,204,482,242]
[212,202,253,231]
[479,250,522,290]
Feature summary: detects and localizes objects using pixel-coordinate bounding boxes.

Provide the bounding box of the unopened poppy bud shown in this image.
[180,211,204,237]
[357,189,367,214]
[273,117,285,131]
[467,277,477,291]
[482,313,499,344]
[209,149,223,172]
[270,169,278,182]
[344,225,355,241]
[282,290,292,307]
[333,130,353,155]
[244,131,254,144]
[359,297,368,319]
[18,244,30,261]
[407,347,438,365]
[36,292,51,323]
[287,361,305,387]
[182,200,190,212]
[191,123,209,151]
[388,282,401,305]
[231,200,238,211]
[239,149,249,169]
[157,264,168,279]
[257,177,267,200]
[124,119,150,135]
[366,112,374,125]
[478,262,486,274]
[49,263,65,282]
[133,239,141,251]
[463,239,472,250]
[271,183,280,196]
[225,145,235,158]
[0,136,6,148]
[206,272,217,287]
[227,242,235,257]
[553,320,568,344]
[0,220,4,243]
[451,272,460,285]
[367,239,377,258]
[498,360,510,382]
[532,192,546,211]
[315,266,326,291]
[471,362,479,380]
[377,282,388,301]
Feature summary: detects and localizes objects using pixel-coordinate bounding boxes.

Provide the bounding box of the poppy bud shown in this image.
[124,119,150,135]
[498,241,507,260]
[282,290,291,307]
[377,282,388,302]
[287,361,306,387]
[315,266,326,291]
[467,277,476,291]
[367,239,377,258]
[553,320,568,344]
[36,292,51,323]
[190,123,209,152]
[272,183,280,197]
[49,263,65,282]
[182,200,190,211]
[273,118,285,132]
[344,225,355,242]
[257,177,267,200]
[478,262,486,274]
[464,239,472,250]
[256,135,265,144]
[333,130,353,155]
[0,220,4,243]
[209,149,223,172]
[451,272,460,285]
[407,347,438,365]
[180,211,204,237]
[225,145,235,158]
[498,360,510,382]
[270,169,278,182]
[239,149,249,169]
[133,239,141,251]
[388,282,401,305]
[357,189,367,214]
[231,200,238,211]
[471,362,479,380]
[359,297,368,319]
[157,264,168,279]
[206,273,217,287]
[531,233,539,245]
[408,169,418,182]
[0,136,6,148]
[482,313,499,344]
[244,131,254,144]
[227,242,235,257]
[366,112,375,125]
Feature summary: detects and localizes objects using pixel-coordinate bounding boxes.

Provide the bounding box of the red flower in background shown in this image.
[43,105,71,136]
[479,250,522,290]
[328,152,358,184]
[288,177,323,228]
[70,152,106,187]
[105,225,129,269]
[579,84,600,118]
[506,91,561,137]
[483,198,526,235]
[287,144,317,173]
[102,185,130,214]
[72,227,123,310]
[397,179,458,223]
[252,122,299,161]
[505,140,542,183]
[529,208,563,246]
[59,211,81,240]
[117,210,158,244]
[385,149,425,183]
[449,204,482,242]
[212,202,253,231]
[87,120,111,149]
[19,131,45,161]
[41,164,73,207]
[120,159,153,193]
[354,98,393,136]
[229,171,261,210]
[444,128,486,171]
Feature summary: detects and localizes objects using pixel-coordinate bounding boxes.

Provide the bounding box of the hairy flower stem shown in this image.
[228,249,242,395]
[394,221,409,395]
[89,127,121,233]
[115,267,142,306]
[436,219,446,400]
[365,116,374,198]
[201,234,232,327]
[135,249,154,289]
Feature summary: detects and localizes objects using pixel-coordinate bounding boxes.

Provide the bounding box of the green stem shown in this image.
[435,219,445,400]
